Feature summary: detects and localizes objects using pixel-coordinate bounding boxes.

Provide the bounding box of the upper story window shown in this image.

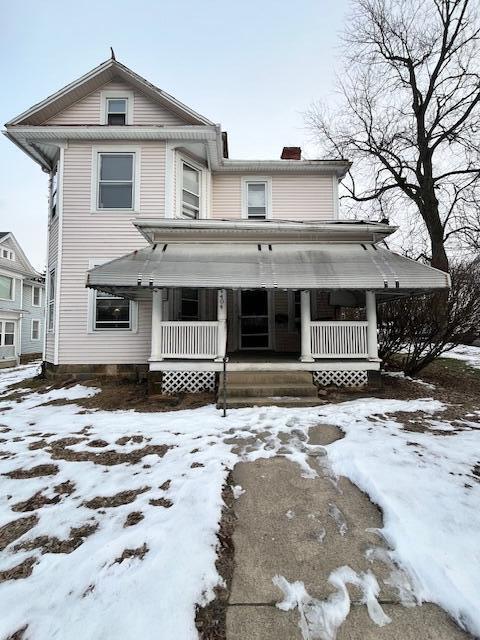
[48,268,55,332]
[242,178,272,220]
[101,90,134,125]
[181,162,201,219]
[32,286,41,307]
[0,275,13,300]
[51,168,58,219]
[107,98,127,125]
[98,153,134,210]
[1,249,14,261]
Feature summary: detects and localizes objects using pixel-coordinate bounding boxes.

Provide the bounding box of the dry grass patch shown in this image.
[0,557,36,582]
[88,439,108,448]
[48,442,170,466]
[12,491,61,513]
[0,515,38,551]
[149,497,173,508]
[114,543,149,564]
[83,487,149,509]
[14,523,98,554]
[124,511,144,527]
[4,464,59,479]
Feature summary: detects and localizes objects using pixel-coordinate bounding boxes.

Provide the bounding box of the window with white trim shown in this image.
[1,249,14,261]
[106,98,127,125]
[181,161,201,219]
[48,268,55,332]
[0,275,13,300]
[32,286,41,307]
[31,319,40,341]
[97,153,134,210]
[242,178,271,219]
[180,288,200,320]
[0,321,15,346]
[94,291,131,330]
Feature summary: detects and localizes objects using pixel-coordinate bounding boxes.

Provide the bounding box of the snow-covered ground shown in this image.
[441,344,480,369]
[0,364,479,639]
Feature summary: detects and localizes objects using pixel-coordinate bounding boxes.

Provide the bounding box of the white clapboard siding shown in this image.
[211,173,335,220]
[310,321,368,358]
[46,80,189,126]
[158,322,219,359]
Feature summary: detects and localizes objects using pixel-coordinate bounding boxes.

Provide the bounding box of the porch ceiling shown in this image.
[86,242,450,298]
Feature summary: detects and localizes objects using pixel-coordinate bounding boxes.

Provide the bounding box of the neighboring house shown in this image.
[0,233,45,367]
[3,57,450,401]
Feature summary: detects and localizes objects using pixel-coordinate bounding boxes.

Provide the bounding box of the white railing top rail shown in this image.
[310,321,368,326]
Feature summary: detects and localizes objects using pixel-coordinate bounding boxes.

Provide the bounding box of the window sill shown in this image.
[90,210,140,215]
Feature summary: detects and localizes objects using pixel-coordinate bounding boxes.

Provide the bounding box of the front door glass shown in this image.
[240,290,269,349]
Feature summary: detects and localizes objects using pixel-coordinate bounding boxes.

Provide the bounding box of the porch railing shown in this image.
[158,321,220,359]
[310,321,368,358]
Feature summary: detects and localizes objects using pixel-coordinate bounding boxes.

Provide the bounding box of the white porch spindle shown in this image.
[300,289,314,362]
[151,289,164,361]
[215,289,227,362]
[366,290,379,360]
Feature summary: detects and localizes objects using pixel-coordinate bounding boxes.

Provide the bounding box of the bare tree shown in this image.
[307,0,480,272]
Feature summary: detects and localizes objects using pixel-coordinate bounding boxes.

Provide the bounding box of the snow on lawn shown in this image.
[0,365,479,639]
[441,344,480,369]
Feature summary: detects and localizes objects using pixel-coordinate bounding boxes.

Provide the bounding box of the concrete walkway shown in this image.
[225,424,471,639]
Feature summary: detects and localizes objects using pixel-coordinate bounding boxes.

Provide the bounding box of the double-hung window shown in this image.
[31,319,40,341]
[243,179,271,219]
[95,291,131,330]
[32,286,41,307]
[181,162,201,219]
[0,321,15,346]
[98,153,134,210]
[48,269,55,332]
[107,98,127,125]
[0,275,13,300]
[180,288,200,320]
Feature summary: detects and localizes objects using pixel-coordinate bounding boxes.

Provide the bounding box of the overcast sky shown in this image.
[0,0,349,270]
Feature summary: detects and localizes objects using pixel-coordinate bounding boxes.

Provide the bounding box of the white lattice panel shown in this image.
[162,371,215,394]
[313,370,368,388]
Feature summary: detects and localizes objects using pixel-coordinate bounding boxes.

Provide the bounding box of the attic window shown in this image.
[107,98,127,125]
[1,249,14,261]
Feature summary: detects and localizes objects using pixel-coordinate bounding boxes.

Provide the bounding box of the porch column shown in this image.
[151,289,164,361]
[366,290,379,360]
[215,288,227,361]
[300,289,314,362]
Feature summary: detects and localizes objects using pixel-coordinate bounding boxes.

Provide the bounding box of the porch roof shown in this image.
[86,242,450,298]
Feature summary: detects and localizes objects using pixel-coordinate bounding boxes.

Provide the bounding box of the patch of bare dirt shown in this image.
[124,511,144,527]
[0,557,36,582]
[53,480,76,495]
[0,515,38,551]
[116,435,146,445]
[191,462,205,468]
[14,523,98,554]
[89,439,108,448]
[12,490,61,513]
[195,475,236,639]
[114,543,149,564]
[28,439,48,450]
[159,480,171,491]
[6,625,28,640]
[4,464,59,479]
[149,497,173,508]
[48,442,170,466]
[84,487,149,509]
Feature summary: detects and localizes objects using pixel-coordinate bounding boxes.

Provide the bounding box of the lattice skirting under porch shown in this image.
[313,370,368,388]
[161,371,216,394]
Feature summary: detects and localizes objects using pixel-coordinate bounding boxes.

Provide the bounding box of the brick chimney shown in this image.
[281,146,301,160]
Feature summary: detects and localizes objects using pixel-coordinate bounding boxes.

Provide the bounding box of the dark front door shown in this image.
[239,290,270,350]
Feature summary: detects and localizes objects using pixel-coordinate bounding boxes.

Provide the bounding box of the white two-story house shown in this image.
[0,232,45,367]
[4,57,449,403]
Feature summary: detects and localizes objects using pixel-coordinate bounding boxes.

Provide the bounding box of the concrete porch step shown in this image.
[219,383,318,398]
[217,397,323,409]
[221,371,314,385]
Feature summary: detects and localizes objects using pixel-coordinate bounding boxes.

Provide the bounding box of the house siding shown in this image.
[47,81,189,126]
[21,284,45,354]
[56,140,165,364]
[45,214,59,363]
[211,173,336,220]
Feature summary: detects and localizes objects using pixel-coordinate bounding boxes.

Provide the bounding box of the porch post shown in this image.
[300,289,314,362]
[151,289,164,361]
[366,290,378,360]
[215,288,227,361]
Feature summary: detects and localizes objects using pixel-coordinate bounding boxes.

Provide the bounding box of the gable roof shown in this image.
[0,232,41,277]
[5,58,215,127]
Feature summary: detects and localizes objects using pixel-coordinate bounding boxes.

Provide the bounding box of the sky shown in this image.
[0,0,350,271]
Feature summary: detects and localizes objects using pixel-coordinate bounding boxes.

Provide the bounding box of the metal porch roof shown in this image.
[86,243,450,297]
